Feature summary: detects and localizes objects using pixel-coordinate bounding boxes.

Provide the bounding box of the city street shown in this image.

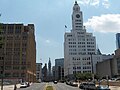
[17,83,46,90]
[17,82,80,90]
[1,82,120,90]
[53,83,80,90]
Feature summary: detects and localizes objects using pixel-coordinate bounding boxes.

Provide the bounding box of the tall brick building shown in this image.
[0,23,36,83]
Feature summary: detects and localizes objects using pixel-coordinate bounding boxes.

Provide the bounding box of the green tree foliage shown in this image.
[76,73,92,80]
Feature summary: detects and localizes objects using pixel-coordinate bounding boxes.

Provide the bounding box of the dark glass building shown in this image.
[116,33,120,49]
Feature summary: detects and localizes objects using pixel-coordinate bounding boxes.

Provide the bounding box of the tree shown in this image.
[76,73,92,81]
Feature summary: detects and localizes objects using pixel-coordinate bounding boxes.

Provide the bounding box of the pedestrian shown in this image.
[14,84,17,90]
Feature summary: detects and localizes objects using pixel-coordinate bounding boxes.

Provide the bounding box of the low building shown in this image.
[96,50,119,78]
[36,63,42,82]
[55,58,64,81]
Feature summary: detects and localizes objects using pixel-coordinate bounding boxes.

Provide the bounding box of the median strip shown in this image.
[46,86,53,90]
[44,83,56,90]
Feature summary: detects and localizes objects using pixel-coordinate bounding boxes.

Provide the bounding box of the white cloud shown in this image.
[102,0,110,9]
[77,0,110,8]
[90,0,100,6]
[44,39,60,47]
[84,14,120,33]
[77,0,90,5]
[45,40,50,43]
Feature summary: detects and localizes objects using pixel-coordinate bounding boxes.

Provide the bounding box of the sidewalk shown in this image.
[109,86,120,90]
[0,84,21,90]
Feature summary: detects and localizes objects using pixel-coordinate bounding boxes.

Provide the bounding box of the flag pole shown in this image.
[64,25,67,33]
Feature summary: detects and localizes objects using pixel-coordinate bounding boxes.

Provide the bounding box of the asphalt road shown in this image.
[17,83,46,90]
[16,82,80,90]
[14,82,120,90]
[53,83,80,90]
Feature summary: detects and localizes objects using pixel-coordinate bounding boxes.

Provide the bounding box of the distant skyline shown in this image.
[0,0,120,66]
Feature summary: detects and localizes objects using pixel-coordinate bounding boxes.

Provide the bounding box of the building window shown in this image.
[67,35,72,37]
[5,73,11,77]
[15,29,21,34]
[21,73,25,77]
[5,66,11,70]
[13,73,19,77]
[13,66,19,70]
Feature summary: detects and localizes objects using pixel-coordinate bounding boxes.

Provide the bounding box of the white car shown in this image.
[20,82,27,88]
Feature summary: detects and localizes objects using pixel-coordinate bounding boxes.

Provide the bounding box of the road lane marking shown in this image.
[52,83,56,90]
[53,86,56,90]
[43,83,47,90]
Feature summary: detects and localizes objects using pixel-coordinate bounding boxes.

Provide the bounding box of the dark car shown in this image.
[69,81,78,87]
[53,81,58,84]
[79,82,96,90]
[96,85,110,90]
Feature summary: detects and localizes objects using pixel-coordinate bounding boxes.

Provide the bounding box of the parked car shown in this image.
[96,85,110,90]
[20,82,27,88]
[79,82,96,90]
[66,81,71,85]
[71,81,78,87]
[26,82,30,87]
[3,82,10,85]
[53,81,58,84]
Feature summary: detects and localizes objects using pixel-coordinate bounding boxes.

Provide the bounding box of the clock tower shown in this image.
[72,1,83,31]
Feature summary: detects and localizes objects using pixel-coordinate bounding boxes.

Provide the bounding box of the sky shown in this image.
[0,0,120,66]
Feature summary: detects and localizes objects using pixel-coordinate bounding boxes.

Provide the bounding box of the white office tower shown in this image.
[64,1,102,77]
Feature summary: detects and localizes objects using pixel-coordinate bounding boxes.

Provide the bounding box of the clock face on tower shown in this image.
[76,14,80,18]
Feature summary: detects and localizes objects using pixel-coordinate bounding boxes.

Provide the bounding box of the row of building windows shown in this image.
[78,35,84,37]
[73,66,81,69]
[68,38,94,42]
[75,29,83,30]
[67,35,72,37]
[73,66,91,69]
[68,38,76,41]
[5,66,26,70]
[78,45,85,48]
[69,42,76,44]
[76,26,82,28]
[87,42,94,44]
[69,49,76,51]
[78,38,85,41]
[73,70,91,74]
[4,73,25,77]
[77,32,84,34]
[69,45,76,48]
[72,57,91,61]
[75,20,82,22]
[69,49,95,52]
[6,42,27,45]
[69,42,95,45]
[75,23,82,25]
[83,62,91,65]
[69,52,95,55]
